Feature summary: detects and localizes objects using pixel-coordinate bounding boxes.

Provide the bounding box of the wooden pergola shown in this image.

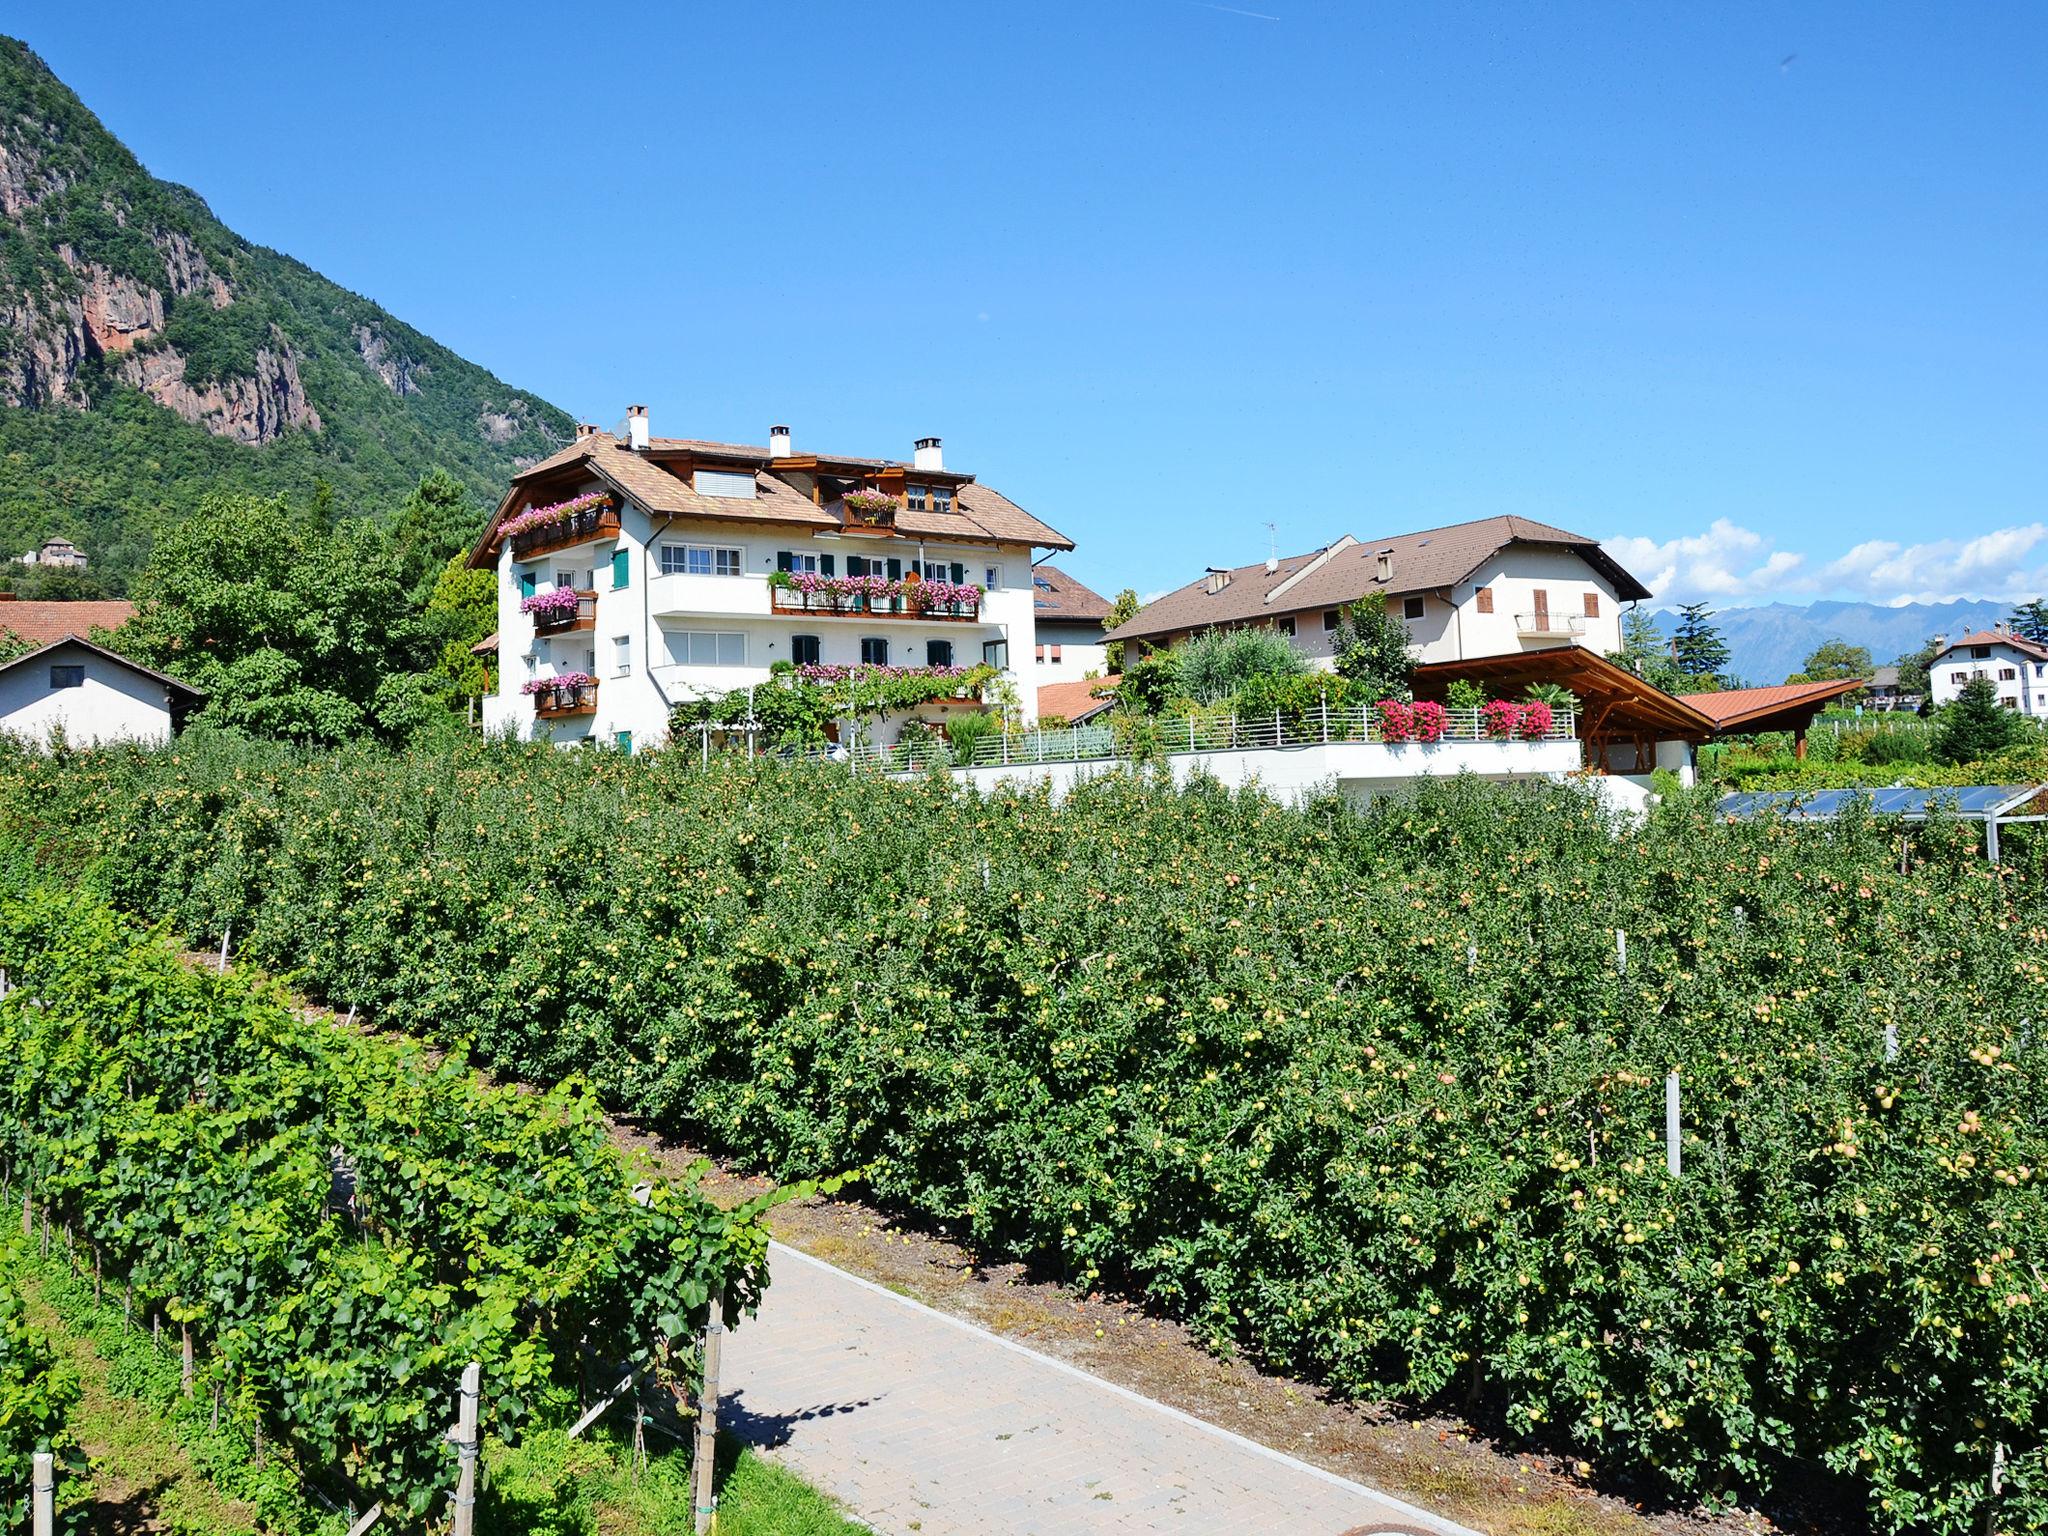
[1413,648,1717,772]
[1674,678,1866,759]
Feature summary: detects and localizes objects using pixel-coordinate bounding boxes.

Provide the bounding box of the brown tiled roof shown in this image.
[1104,516,1651,643]
[1678,678,1866,729]
[1031,564,1113,621]
[470,432,1072,565]
[1936,630,2048,664]
[0,599,135,645]
[1038,674,1120,724]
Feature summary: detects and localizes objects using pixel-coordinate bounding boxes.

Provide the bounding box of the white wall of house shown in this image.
[483,493,1046,749]
[1033,619,1111,684]
[0,641,176,748]
[1930,640,2048,717]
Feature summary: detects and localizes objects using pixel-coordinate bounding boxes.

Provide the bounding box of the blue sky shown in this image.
[12,2,2046,609]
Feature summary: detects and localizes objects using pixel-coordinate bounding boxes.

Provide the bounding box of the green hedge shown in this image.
[2,735,2045,1530]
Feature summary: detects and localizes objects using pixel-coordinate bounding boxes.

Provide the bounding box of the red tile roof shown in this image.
[1677,677,1864,728]
[1037,674,1121,724]
[1031,565,1113,621]
[1936,630,2048,664]
[0,599,135,646]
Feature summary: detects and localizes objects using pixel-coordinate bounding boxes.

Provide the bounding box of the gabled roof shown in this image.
[468,431,1073,567]
[1037,674,1121,724]
[0,635,205,700]
[1413,647,1717,742]
[1677,678,1865,730]
[1935,630,2048,664]
[1031,564,1113,621]
[0,598,135,645]
[1104,515,1651,643]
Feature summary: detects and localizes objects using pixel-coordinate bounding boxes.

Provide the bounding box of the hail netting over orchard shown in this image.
[2,737,2046,1531]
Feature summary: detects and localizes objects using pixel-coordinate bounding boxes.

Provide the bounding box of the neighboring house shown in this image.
[0,596,136,643]
[1863,664,1916,712]
[468,413,1073,748]
[13,537,88,569]
[1104,516,1648,666]
[1037,673,1121,726]
[1928,629,2048,716]
[0,636,202,747]
[1029,565,1114,684]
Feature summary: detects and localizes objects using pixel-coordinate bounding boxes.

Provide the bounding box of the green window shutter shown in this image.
[615,731,633,754]
[519,572,536,598]
[612,548,630,589]
[777,551,793,572]
[950,562,965,584]
[886,557,902,581]
[820,553,835,576]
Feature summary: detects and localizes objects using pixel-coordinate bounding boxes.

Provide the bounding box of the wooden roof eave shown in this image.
[1412,649,1717,741]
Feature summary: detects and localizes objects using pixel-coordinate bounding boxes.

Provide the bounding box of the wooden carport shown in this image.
[1675,678,1865,759]
[1413,648,1716,772]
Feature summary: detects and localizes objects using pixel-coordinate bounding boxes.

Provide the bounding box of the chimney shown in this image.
[1375,549,1394,583]
[914,436,944,471]
[1205,567,1232,595]
[770,424,792,458]
[576,422,600,439]
[626,404,649,452]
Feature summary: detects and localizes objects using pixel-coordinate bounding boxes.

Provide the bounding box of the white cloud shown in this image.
[1604,519,2048,609]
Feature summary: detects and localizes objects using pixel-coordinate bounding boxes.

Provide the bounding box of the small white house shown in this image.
[1929,629,2048,717]
[1030,564,1116,684]
[0,636,203,748]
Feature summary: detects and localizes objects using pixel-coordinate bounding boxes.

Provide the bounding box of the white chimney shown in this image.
[770,424,792,458]
[914,436,944,471]
[1375,549,1394,583]
[627,404,649,451]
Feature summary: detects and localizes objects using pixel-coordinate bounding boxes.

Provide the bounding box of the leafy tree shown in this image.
[1934,674,2017,764]
[0,562,110,600]
[1894,636,1940,697]
[1101,587,1141,672]
[2007,599,2048,645]
[422,552,497,708]
[389,470,481,601]
[1671,603,1731,687]
[1173,626,1305,704]
[1330,592,1415,701]
[1787,639,1873,689]
[116,492,434,744]
[1114,650,1181,715]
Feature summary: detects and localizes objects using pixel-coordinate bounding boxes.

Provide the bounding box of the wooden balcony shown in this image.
[532,681,598,718]
[511,504,621,562]
[771,588,981,623]
[531,592,598,636]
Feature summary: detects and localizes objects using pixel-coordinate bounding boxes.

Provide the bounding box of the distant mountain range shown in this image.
[1646,599,2013,686]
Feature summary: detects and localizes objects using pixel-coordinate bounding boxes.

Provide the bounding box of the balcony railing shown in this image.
[511,504,621,561]
[835,705,1578,773]
[1515,612,1586,638]
[531,591,598,636]
[770,587,981,622]
[532,680,599,718]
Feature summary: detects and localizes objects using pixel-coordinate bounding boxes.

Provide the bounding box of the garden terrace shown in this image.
[532,679,598,718]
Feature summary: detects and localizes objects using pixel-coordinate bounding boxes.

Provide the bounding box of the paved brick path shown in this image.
[722,1242,1481,1536]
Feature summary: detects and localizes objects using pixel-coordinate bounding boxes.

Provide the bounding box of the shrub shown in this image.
[1173,627,1307,705]
[1445,679,1488,711]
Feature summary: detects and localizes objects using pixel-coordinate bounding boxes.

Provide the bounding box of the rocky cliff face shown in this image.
[117,340,321,443]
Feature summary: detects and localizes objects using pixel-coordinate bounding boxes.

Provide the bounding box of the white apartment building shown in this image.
[1929,629,2048,717]
[469,412,1072,749]
[1103,516,1646,668]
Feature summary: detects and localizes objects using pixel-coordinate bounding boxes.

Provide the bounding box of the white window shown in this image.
[919,560,951,581]
[787,551,821,575]
[614,635,632,676]
[694,469,755,499]
[906,484,928,511]
[861,636,889,666]
[666,631,746,666]
[985,565,1001,588]
[661,544,743,577]
[933,485,954,513]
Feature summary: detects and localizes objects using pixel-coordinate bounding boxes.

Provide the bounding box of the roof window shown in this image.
[695,469,755,500]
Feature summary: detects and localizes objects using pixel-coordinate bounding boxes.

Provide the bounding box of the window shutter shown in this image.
[1475,586,1493,614]
[950,562,965,584]
[820,553,835,576]
[777,551,793,572]
[612,548,629,589]
[1583,592,1601,618]
[886,557,902,581]
[519,572,536,599]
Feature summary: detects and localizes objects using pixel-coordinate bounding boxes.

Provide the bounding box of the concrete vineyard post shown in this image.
[1616,928,1627,975]
[1666,1071,1681,1180]
[694,1287,725,1535]
[1885,1021,1899,1063]
[182,1321,194,1396]
[31,1451,51,1536]
[218,923,231,973]
[452,1360,481,1536]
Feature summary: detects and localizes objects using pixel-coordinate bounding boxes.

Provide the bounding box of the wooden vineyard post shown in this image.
[1665,1071,1682,1180]
[182,1322,194,1397]
[452,1360,480,1536]
[694,1288,725,1535]
[31,1451,52,1536]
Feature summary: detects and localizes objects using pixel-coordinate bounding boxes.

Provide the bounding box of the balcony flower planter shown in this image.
[521,588,593,634]
[503,493,619,558]
[523,673,599,717]
[770,571,984,621]
[842,489,901,529]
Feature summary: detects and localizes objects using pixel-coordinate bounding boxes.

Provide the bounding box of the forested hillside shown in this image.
[0,35,571,590]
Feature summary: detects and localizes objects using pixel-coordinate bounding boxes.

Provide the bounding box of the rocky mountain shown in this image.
[1648,598,2014,686]
[0,36,572,588]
